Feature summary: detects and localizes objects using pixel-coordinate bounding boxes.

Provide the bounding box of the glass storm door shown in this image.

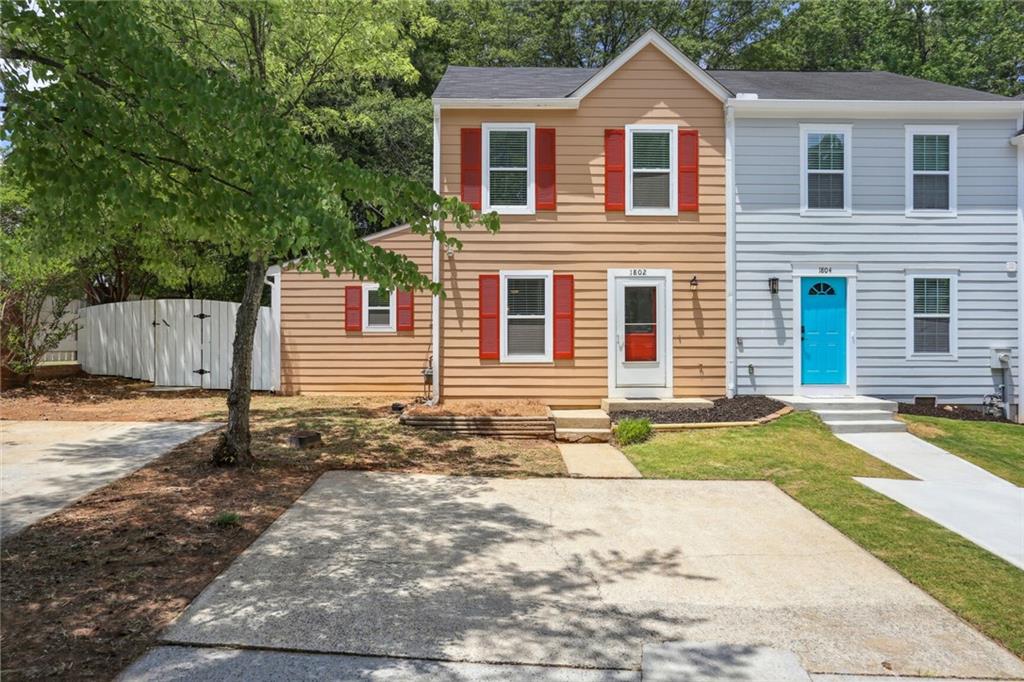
[615,277,667,388]
[800,277,847,385]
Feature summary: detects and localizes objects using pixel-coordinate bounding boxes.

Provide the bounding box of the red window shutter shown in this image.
[397,290,414,331]
[679,129,700,212]
[604,129,626,211]
[536,128,557,210]
[553,274,574,360]
[461,128,482,209]
[478,274,499,360]
[344,285,362,331]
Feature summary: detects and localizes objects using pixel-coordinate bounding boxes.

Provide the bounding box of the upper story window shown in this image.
[905,125,957,217]
[363,283,395,332]
[905,272,958,359]
[626,124,677,216]
[800,124,852,216]
[483,123,535,215]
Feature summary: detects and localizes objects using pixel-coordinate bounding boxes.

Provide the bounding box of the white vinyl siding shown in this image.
[362,283,395,332]
[626,124,677,215]
[483,123,535,214]
[500,270,552,363]
[905,125,957,216]
[800,124,852,215]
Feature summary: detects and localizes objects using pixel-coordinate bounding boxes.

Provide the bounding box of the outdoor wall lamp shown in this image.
[768,277,780,295]
[690,275,699,289]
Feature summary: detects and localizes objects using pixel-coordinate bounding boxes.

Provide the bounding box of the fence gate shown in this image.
[79,298,278,391]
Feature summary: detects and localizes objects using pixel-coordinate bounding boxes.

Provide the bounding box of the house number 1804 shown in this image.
[630,268,647,276]
[818,266,832,274]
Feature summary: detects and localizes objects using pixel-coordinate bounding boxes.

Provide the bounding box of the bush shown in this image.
[212,511,241,527]
[615,418,652,445]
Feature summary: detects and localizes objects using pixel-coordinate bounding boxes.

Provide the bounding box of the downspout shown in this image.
[430,103,442,405]
[725,103,737,398]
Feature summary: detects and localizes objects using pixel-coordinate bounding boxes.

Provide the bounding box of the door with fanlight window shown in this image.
[611,273,669,395]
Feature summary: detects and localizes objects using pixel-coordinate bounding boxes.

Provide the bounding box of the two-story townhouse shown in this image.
[275,30,1023,420]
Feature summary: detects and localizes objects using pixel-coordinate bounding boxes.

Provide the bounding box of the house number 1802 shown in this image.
[630,268,647,276]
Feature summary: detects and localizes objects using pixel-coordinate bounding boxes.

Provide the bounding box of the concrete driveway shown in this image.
[148,472,1024,679]
[1,420,219,537]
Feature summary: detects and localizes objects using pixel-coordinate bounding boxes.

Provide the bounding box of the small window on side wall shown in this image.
[363,284,395,332]
[800,124,851,215]
[483,123,534,214]
[906,274,957,359]
[626,125,677,215]
[906,125,957,216]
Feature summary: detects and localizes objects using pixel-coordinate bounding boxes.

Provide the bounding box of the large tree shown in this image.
[2,0,495,464]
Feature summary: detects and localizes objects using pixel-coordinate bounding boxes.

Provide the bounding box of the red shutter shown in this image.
[536,128,557,210]
[479,274,499,360]
[397,290,414,331]
[344,285,362,331]
[461,128,482,209]
[605,129,626,211]
[679,129,699,212]
[553,274,574,360]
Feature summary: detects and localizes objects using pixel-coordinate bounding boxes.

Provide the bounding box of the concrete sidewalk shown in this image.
[557,443,642,478]
[842,431,1024,569]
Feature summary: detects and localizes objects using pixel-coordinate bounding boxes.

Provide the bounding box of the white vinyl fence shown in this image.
[79,299,279,390]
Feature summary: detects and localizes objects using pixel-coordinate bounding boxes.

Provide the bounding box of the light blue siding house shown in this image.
[712,72,1024,421]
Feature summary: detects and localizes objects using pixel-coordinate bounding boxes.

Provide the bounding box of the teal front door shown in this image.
[801,277,847,385]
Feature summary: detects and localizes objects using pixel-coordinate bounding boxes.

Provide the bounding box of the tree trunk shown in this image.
[212,257,268,466]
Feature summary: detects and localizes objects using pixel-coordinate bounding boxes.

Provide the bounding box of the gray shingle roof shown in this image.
[433,65,1012,102]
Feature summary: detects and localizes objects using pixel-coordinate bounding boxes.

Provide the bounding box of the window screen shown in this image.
[506,277,546,356]
[488,129,529,207]
[912,278,951,354]
[631,131,671,209]
[911,134,950,210]
[366,288,392,328]
[806,132,845,210]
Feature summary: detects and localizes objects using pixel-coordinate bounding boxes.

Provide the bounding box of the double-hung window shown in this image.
[800,124,852,215]
[500,271,552,362]
[906,125,957,216]
[363,283,395,332]
[483,123,534,214]
[626,124,677,215]
[906,273,957,359]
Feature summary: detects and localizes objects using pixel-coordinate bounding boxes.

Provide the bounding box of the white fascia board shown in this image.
[730,98,1024,119]
[571,29,732,103]
[433,97,579,110]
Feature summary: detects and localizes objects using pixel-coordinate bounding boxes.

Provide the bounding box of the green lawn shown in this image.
[623,412,1024,659]
[900,414,1024,486]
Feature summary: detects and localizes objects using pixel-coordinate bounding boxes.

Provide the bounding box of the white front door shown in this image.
[609,270,672,397]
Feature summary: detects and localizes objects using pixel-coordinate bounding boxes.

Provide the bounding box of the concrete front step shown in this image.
[551,409,611,430]
[601,397,714,413]
[773,395,897,412]
[815,409,897,422]
[556,427,612,443]
[824,419,907,434]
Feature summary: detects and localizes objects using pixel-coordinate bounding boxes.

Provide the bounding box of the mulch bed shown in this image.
[898,402,1012,423]
[611,396,786,424]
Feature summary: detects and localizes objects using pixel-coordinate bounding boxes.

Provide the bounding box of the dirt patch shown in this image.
[898,402,1011,423]
[405,399,549,417]
[611,396,786,424]
[903,420,949,439]
[0,388,563,681]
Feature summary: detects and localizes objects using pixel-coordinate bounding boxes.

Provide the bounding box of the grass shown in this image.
[900,415,1024,486]
[623,412,1024,659]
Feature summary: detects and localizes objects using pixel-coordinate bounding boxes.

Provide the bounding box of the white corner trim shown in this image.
[431,103,442,404]
[482,122,536,215]
[265,265,282,392]
[625,124,679,216]
[799,123,853,217]
[570,29,731,103]
[499,270,553,363]
[905,125,958,218]
[724,104,737,398]
[1016,110,1024,422]
[904,271,959,361]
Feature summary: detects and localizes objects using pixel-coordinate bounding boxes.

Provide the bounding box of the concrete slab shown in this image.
[557,443,641,478]
[841,432,1024,569]
[120,646,639,682]
[642,642,811,681]
[161,472,1024,677]
[1,420,219,537]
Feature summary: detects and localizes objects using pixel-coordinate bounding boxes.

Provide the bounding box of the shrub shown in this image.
[212,511,241,527]
[615,418,652,445]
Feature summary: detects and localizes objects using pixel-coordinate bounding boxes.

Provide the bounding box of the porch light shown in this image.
[768,277,779,295]
[689,275,699,289]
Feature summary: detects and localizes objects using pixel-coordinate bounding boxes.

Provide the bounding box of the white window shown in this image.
[483,123,534,214]
[905,272,958,359]
[363,283,395,332]
[800,124,852,215]
[500,270,552,362]
[626,124,677,216]
[905,125,957,216]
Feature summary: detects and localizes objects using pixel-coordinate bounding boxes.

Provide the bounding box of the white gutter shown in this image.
[430,103,442,405]
[728,98,1024,119]
[433,97,579,110]
[1014,117,1024,423]
[724,103,737,398]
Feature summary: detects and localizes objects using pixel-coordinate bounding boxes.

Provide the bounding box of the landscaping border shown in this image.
[647,406,793,432]
[399,414,556,439]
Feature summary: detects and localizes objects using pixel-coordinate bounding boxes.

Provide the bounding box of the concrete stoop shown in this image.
[773,395,906,435]
[552,409,612,443]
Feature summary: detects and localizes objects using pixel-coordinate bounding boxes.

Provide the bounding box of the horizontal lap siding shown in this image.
[440,46,726,407]
[280,229,433,396]
[735,118,1019,402]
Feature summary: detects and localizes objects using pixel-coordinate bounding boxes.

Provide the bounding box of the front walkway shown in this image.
[558,443,642,478]
[153,471,1024,678]
[842,431,1024,569]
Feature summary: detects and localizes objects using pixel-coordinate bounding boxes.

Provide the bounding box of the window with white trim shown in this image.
[905,126,957,215]
[363,283,395,332]
[483,123,534,214]
[800,124,851,214]
[626,124,677,215]
[500,271,551,362]
[906,274,957,357]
